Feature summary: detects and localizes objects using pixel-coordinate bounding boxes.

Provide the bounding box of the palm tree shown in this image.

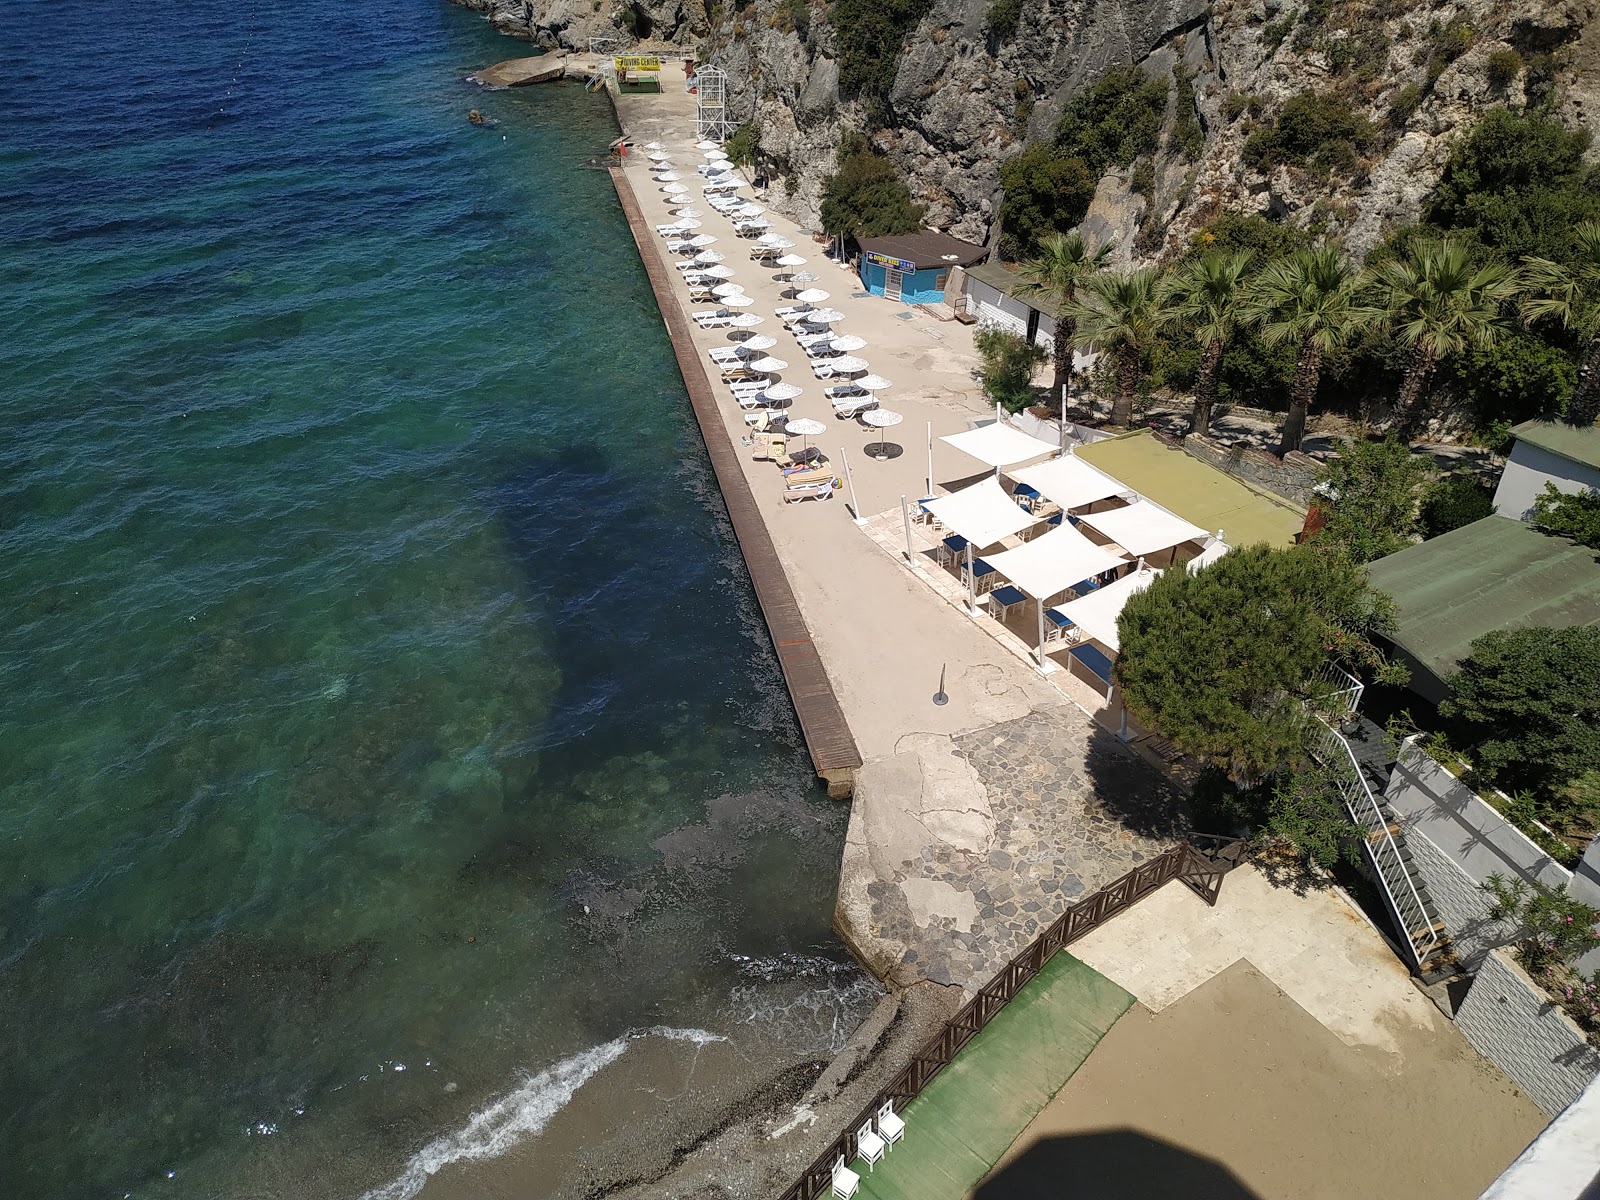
[1013,231,1115,400]
[1165,250,1257,438]
[1367,238,1522,434]
[1523,221,1600,426]
[1247,244,1365,455]
[1064,266,1167,427]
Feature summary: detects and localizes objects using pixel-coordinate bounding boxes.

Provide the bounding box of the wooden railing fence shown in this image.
[777,834,1246,1200]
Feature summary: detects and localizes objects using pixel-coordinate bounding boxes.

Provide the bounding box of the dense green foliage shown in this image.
[974,326,1046,413]
[724,122,760,170]
[1242,91,1376,176]
[1189,764,1363,869]
[1115,543,1399,782]
[1165,251,1256,436]
[1419,473,1495,538]
[829,0,934,121]
[1531,483,1600,548]
[1483,875,1600,972]
[1012,230,1113,393]
[984,0,1020,37]
[999,67,1168,257]
[1066,266,1168,426]
[1313,437,1429,562]
[1441,626,1600,827]
[819,136,924,239]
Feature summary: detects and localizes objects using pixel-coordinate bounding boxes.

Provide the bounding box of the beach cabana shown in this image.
[1077,500,1208,562]
[1049,566,1161,696]
[1010,453,1129,513]
[940,422,1058,475]
[921,478,1037,615]
[980,523,1129,671]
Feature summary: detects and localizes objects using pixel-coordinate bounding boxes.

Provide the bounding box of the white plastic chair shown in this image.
[830,1155,860,1199]
[878,1100,905,1149]
[856,1121,885,1172]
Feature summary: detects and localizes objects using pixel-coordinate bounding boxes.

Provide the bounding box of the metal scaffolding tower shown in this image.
[694,66,734,143]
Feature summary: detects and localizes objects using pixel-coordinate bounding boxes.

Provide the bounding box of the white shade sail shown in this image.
[1077,500,1209,557]
[921,478,1036,548]
[1010,454,1129,511]
[941,422,1058,469]
[1185,539,1231,574]
[1052,567,1160,652]
[981,523,1129,603]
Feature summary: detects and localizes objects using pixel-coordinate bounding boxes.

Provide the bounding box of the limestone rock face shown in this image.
[459,0,1596,265]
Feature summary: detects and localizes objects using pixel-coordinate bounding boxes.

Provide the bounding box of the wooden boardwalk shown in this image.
[608,166,862,796]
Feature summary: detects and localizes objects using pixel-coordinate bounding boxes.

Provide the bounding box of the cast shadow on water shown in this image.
[974,1129,1262,1200]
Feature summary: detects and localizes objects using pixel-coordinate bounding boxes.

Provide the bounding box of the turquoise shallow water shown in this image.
[0,3,875,1196]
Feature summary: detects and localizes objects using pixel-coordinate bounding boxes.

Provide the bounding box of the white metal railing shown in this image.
[1312,661,1364,721]
[1308,715,1439,967]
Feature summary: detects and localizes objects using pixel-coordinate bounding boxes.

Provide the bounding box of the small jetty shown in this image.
[471,53,571,88]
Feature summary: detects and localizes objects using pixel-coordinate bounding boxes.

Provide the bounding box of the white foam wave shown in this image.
[358,1027,723,1200]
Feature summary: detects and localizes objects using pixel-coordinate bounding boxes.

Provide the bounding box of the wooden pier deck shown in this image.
[608,166,862,797]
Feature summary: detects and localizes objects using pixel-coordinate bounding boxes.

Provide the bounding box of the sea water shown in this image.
[0,2,876,1196]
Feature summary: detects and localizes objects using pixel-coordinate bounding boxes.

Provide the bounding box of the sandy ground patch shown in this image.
[980,959,1546,1200]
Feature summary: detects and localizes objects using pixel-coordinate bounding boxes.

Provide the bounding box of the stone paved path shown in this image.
[837,706,1186,992]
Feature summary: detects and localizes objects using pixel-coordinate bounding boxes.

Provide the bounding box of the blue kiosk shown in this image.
[856,230,989,305]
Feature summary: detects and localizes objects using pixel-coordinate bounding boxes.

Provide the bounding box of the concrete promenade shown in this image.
[607,85,1183,993]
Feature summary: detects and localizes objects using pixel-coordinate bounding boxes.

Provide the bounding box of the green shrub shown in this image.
[1425,15,1474,81]
[1419,474,1495,537]
[819,139,925,238]
[724,122,760,169]
[1262,11,1295,54]
[1243,90,1376,175]
[1171,65,1204,159]
[1388,82,1423,128]
[985,0,1021,37]
[1486,47,1522,88]
[1129,158,1156,198]
[997,144,1097,259]
[1313,436,1429,563]
[1531,483,1600,549]
[1483,875,1600,972]
[829,0,934,119]
[1054,66,1170,177]
[974,326,1047,413]
[1225,91,1265,121]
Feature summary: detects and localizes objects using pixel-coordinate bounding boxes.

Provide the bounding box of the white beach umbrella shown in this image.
[647,151,671,161]
[857,374,894,391]
[685,234,717,247]
[775,253,807,267]
[673,207,705,219]
[761,382,804,402]
[861,408,904,459]
[644,141,664,150]
[693,248,724,263]
[740,334,778,352]
[663,183,688,194]
[829,356,869,374]
[654,171,682,181]
[704,148,729,160]
[783,416,826,453]
[803,308,845,323]
[721,294,755,307]
[736,203,765,217]
[674,218,703,230]
[758,233,794,247]
[795,288,830,304]
[697,264,736,278]
[727,312,765,327]
[788,270,820,283]
[748,356,789,373]
[696,139,720,150]
[830,334,867,352]
[712,282,746,297]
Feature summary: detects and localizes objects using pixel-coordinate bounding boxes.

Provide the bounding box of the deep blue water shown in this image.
[0,3,872,1196]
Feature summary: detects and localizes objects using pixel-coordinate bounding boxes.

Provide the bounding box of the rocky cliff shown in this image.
[459,0,1598,264]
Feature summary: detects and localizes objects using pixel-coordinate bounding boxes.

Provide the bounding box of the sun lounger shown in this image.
[708,346,745,365]
[750,432,787,462]
[782,470,837,504]
[693,310,735,328]
[829,389,878,418]
[775,304,813,320]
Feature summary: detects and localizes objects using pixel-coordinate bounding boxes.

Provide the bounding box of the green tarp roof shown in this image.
[1511,419,1600,472]
[1366,515,1600,683]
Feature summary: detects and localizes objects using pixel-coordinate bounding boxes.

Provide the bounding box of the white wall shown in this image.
[1493,439,1600,520]
[1479,1073,1600,1199]
[963,279,1055,353]
[1454,948,1600,1117]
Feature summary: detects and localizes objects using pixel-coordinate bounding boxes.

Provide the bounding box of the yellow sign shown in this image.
[614,55,661,71]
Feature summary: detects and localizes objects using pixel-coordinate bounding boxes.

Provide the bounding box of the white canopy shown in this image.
[1077,500,1209,557]
[981,523,1128,603]
[941,422,1059,469]
[1010,454,1129,512]
[1185,539,1231,574]
[920,478,1036,548]
[1052,567,1160,652]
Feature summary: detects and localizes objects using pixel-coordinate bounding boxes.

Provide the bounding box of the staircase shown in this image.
[1306,713,1455,980]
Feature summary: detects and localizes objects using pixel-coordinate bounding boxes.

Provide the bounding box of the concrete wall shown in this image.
[963,278,1055,352]
[1385,745,1600,975]
[1493,439,1600,521]
[1454,948,1600,1117]
[1478,1073,1600,1199]
[1180,432,1319,506]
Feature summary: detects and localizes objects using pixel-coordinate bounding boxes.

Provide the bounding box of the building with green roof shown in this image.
[1493,419,1600,520]
[1366,515,1600,704]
